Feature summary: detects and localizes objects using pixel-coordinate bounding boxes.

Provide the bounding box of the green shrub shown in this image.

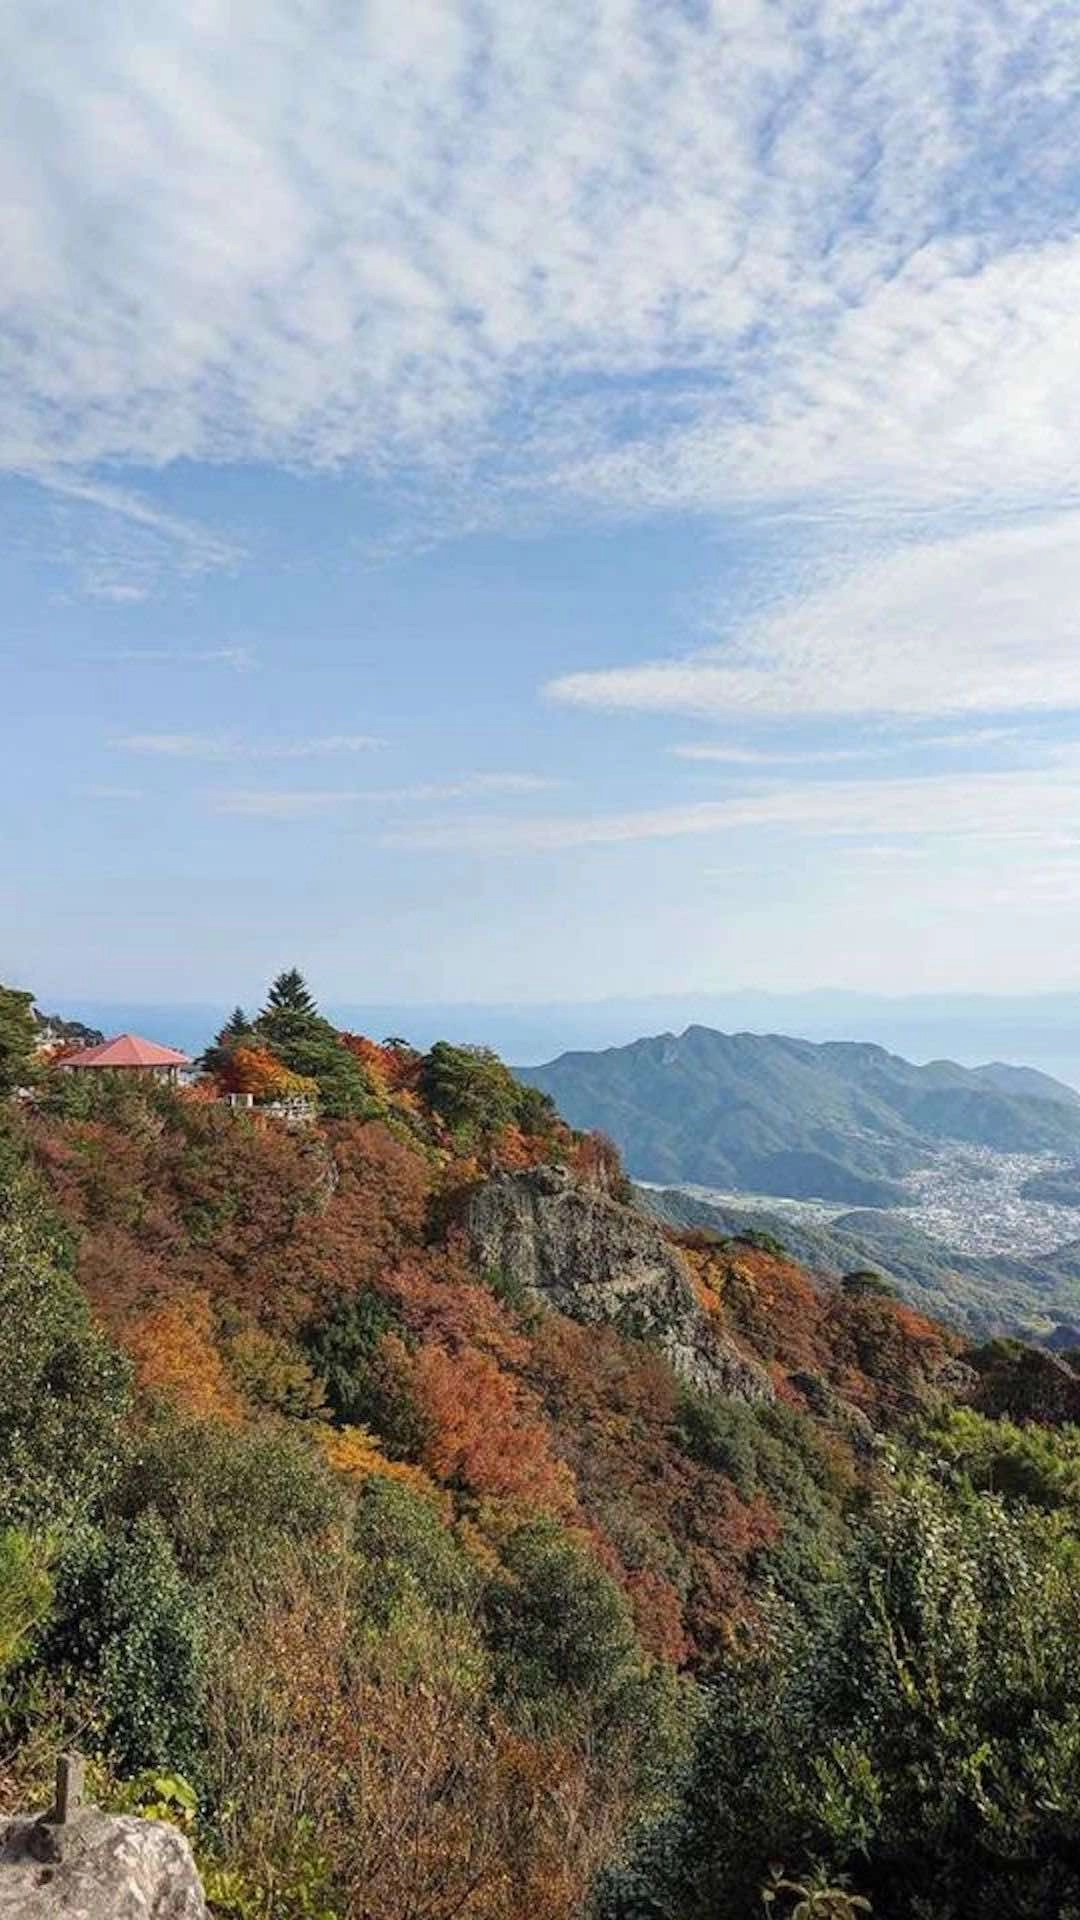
[924,1404,1080,1512]
[733,1229,788,1259]
[111,1416,344,1585]
[0,1529,54,1676]
[0,986,37,1096]
[351,1477,478,1626]
[421,1042,522,1140]
[486,1515,640,1711]
[0,1169,131,1529]
[304,1295,425,1457]
[304,1290,395,1420]
[676,1393,759,1499]
[255,970,374,1119]
[840,1270,896,1299]
[52,1514,203,1775]
[605,1471,1080,1920]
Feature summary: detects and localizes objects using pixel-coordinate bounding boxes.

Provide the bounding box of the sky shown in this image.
[6,0,1080,1018]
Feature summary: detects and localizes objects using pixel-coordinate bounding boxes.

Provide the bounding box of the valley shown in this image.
[520,1023,1080,1334]
[663,1143,1080,1260]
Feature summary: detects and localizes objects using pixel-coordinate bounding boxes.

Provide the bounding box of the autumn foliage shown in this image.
[215,1044,317,1102]
[1,970,989,1920]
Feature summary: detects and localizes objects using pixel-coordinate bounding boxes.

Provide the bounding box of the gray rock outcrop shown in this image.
[468,1164,772,1401]
[0,1811,206,1920]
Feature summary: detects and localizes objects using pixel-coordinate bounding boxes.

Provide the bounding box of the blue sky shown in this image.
[6,0,1080,1012]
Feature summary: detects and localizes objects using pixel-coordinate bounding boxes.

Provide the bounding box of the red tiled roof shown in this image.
[60,1033,192,1069]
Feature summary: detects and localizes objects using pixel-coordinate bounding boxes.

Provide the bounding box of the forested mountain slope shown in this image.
[4,975,1080,1919]
[520,1026,1080,1201]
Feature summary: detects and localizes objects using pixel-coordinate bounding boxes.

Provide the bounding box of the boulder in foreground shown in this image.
[0,1810,206,1920]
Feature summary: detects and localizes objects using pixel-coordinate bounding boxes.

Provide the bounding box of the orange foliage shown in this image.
[339,1033,391,1095]
[340,1034,423,1097]
[568,1130,626,1193]
[625,1568,692,1666]
[681,1235,960,1426]
[487,1125,535,1171]
[680,1242,726,1315]
[217,1044,316,1101]
[413,1344,576,1513]
[379,1244,530,1370]
[319,1423,447,1506]
[126,1289,243,1423]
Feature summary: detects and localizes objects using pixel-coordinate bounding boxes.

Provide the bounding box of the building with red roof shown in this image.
[58,1033,193,1080]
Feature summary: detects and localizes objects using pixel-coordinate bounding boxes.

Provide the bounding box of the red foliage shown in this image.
[340,1034,423,1096]
[284,1121,431,1324]
[377,1243,529,1370]
[412,1344,576,1514]
[524,1316,780,1662]
[680,1237,959,1425]
[625,1568,692,1666]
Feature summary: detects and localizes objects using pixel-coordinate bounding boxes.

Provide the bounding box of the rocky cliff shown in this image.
[468,1163,772,1401]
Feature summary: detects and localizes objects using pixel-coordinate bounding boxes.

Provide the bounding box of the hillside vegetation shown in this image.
[4,976,1080,1917]
[521,1025,1080,1201]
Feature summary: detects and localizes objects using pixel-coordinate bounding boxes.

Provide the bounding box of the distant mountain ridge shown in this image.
[519,1026,1080,1206]
[970,1060,1080,1108]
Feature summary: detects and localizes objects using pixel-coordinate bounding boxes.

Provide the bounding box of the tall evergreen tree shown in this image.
[255,970,372,1118]
[200,1005,255,1077]
[264,970,317,1016]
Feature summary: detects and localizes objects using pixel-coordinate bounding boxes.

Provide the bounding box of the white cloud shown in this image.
[86,582,151,604]
[368,774,558,802]
[116,732,385,760]
[210,790,349,820]
[209,772,557,816]
[551,513,1080,721]
[103,646,254,669]
[33,473,239,569]
[26,470,242,593]
[386,767,1080,852]
[3,0,1080,528]
[672,743,879,766]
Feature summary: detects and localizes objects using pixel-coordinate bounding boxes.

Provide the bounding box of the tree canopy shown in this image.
[0,984,37,1096]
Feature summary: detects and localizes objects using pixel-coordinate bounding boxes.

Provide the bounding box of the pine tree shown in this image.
[200,1005,255,1077]
[255,971,373,1119]
[264,970,317,1017]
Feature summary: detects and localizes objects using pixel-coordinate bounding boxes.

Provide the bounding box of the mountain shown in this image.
[970,1060,1080,1107]
[40,989,1080,1083]
[519,1026,1080,1205]
[11,973,1080,1916]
